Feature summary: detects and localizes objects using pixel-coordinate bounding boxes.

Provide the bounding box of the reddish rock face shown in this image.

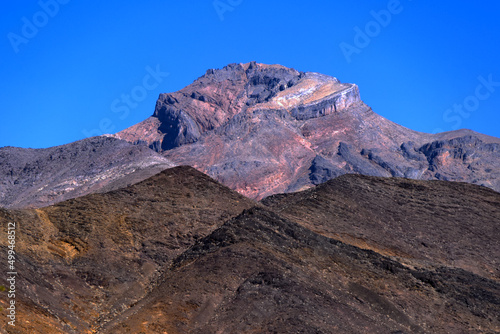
[116,62,500,199]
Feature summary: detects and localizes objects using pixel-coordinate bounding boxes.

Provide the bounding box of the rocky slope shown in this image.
[116,62,500,199]
[0,168,498,333]
[0,136,175,208]
[0,166,255,333]
[262,174,500,281]
[104,206,499,334]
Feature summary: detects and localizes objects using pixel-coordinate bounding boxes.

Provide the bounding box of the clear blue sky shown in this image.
[1,1,499,148]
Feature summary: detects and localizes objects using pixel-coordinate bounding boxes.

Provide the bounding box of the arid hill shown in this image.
[0,167,498,333]
[0,166,255,333]
[262,174,500,281]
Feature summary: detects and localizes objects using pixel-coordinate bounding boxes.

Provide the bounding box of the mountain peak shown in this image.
[116,62,360,151]
[115,63,500,200]
[202,61,301,79]
[198,61,358,114]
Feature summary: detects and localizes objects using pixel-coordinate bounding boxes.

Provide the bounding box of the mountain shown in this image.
[116,62,500,200]
[0,136,175,208]
[2,169,498,333]
[2,62,498,208]
[0,166,255,333]
[1,62,499,333]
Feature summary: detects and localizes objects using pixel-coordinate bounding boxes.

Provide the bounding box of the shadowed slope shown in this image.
[262,174,500,281]
[102,206,500,333]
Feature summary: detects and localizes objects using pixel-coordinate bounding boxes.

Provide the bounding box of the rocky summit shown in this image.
[116,62,500,200]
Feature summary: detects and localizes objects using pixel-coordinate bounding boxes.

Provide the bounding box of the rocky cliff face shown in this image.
[118,62,360,151]
[116,62,500,199]
[0,136,175,208]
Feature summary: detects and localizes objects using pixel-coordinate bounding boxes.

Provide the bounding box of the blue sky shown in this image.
[1,1,499,148]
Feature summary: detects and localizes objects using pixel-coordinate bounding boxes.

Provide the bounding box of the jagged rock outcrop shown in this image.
[118,62,359,151]
[417,135,500,189]
[0,136,175,208]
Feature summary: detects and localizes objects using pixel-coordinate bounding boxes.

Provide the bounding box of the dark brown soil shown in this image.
[262,174,500,281]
